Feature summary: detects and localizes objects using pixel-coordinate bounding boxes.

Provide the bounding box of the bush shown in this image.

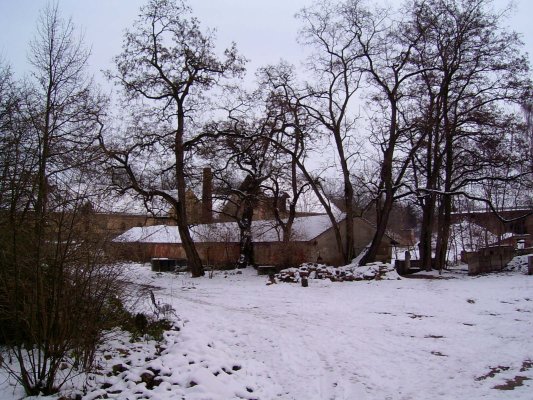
[0,211,128,396]
[121,311,176,342]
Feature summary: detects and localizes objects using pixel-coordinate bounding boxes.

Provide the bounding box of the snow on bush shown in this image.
[274,262,400,283]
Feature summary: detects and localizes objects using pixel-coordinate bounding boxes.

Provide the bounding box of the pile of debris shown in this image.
[274,262,400,283]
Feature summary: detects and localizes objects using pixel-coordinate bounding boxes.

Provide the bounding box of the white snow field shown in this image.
[1,262,532,400]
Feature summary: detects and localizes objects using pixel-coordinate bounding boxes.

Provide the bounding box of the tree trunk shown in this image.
[174,203,203,277]
[291,155,347,262]
[435,193,452,272]
[361,138,396,265]
[344,184,355,263]
[361,191,394,265]
[418,104,442,272]
[237,201,255,268]
[336,131,355,264]
[435,121,454,272]
[176,109,203,277]
[419,192,436,271]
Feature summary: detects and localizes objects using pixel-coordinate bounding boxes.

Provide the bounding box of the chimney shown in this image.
[278,192,290,214]
[201,167,213,223]
[277,192,289,214]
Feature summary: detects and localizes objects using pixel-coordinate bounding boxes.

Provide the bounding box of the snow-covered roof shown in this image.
[114,214,339,244]
[285,214,338,241]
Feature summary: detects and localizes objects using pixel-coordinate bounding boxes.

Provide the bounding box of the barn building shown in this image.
[112,214,396,268]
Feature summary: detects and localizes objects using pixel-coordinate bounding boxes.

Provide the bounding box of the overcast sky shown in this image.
[0,0,531,87]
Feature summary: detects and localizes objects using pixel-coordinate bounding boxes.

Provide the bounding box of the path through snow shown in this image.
[133,265,533,400]
[2,264,531,399]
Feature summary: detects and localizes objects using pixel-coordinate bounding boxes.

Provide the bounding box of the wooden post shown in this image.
[405,251,411,272]
[528,255,533,275]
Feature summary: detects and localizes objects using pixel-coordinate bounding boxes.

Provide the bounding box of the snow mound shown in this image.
[79,326,276,399]
[275,262,400,283]
[504,255,531,274]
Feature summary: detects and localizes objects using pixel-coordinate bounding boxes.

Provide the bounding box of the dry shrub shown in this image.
[0,209,128,395]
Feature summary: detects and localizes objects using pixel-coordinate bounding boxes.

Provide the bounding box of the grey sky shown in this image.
[0,0,309,84]
[0,0,531,86]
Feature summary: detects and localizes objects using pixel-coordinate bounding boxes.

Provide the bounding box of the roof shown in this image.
[114,214,339,244]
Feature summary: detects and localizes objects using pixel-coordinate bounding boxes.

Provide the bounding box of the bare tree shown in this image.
[252,62,351,263]
[346,2,429,265]
[297,0,367,263]
[0,4,119,396]
[408,0,531,270]
[0,61,33,215]
[202,88,280,267]
[258,63,313,244]
[100,0,245,277]
[523,101,533,171]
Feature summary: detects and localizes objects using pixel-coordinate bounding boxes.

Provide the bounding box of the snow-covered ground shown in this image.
[2,262,533,399]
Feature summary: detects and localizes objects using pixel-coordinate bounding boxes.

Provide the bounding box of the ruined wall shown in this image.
[467,245,515,275]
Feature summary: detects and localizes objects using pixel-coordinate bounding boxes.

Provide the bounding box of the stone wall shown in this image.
[467,245,515,275]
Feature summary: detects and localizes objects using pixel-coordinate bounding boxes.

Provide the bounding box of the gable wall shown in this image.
[314,219,392,266]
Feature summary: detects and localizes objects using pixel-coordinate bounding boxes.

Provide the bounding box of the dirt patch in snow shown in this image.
[493,376,531,390]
